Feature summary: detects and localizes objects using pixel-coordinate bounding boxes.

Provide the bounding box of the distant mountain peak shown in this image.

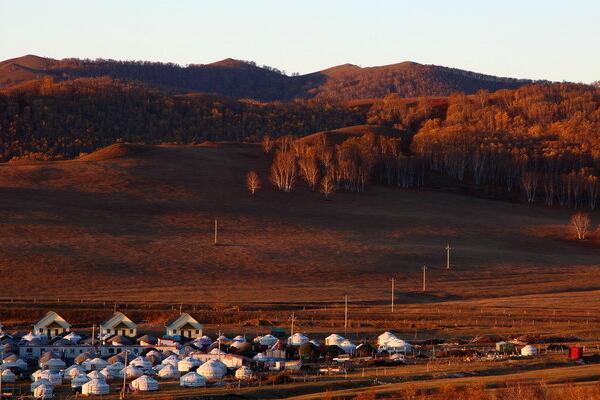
[207,58,256,68]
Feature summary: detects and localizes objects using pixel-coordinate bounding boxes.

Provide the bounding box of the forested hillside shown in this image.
[0,55,536,101]
[0,77,362,161]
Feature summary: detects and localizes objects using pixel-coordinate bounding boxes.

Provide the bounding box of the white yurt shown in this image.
[209,348,226,356]
[1,369,16,383]
[377,331,398,346]
[161,354,179,367]
[521,345,539,356]
[340,339,357,354]
[106,361,125,375]
[31,369,43,382]
[83,357,108,371]
[145,350,163,360]
[14,358,29,370]
[64,332,82,343]
[252,352,267,362]
[379,337,412,354]
[195,336,213,347]
[33,383,53,399]
[177,357,201,372]
[65,364,86,379]
[81,378,110,395]
[43,358,67,371]
[87,370,105,380]
[31,378,52,392]
[179,371,206,387]
[325,334,345,346]
[153,364,166,372]
[230,340,245,348]
[23,332,38,342]
[71,374,90,389]
[197,359,227,380]
[234,366,253,380]
[130,356,152,370]
[120,365,143,379]
[258,334,278,346]
[288,333,309,346]
[131,375,159,392]
[39,370,62,386]
[158,364,180,379]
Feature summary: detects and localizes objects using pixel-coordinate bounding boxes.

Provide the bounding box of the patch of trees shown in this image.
[411,84,600,209]
[0,77,363,162]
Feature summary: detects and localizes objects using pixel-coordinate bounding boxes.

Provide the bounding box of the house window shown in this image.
[109,348,114,354]
[27,348,32,353]
[196,330,199,334]
[130,329,134,334]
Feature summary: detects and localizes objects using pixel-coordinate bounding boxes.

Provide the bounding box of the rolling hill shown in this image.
[0,54,540,101]
[0,142,598,303]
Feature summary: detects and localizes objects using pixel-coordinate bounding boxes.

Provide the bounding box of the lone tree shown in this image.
[261,135,274,154]
[570,212,592,240]
[320,173,335,200]
[246,170,261,195]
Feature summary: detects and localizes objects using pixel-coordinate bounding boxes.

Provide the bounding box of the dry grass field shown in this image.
[0,142,598,305]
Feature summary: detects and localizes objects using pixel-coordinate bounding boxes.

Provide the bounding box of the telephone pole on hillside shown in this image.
[422,265,427,292]
[214,218,218,245]
[446,244,451,270]
[391,277,395,313]
[344,295,348,335]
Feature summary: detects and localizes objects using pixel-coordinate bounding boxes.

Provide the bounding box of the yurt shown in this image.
[75,352,93,365]
[83,357,108,371]
[177,357,201,372]
[87,370,105,380]
[65,364,86,379]
[33,383,53,399]
[120,365,143,379]
[521,345,539,356]
[252,352,267,362]
[64,332,82,343]
[194,336,213,348]
[81,378,110,395]
[379,337,412,354]
[234,366,253,380]
[288,333,309,346]
[138,334,158,346]
[325,334,345,346]
[130,356,152,370]
[146,353,162,366]
[161,354,179,366]
[71,374,90,389]
[105,361,125,375]
[145,349,163,360]
[158,364,180,379]
[377,331,397,346]
[153,364,166,372]
[340,339,357,354]
[179,371,206,387]
[15,358,29,370]
[2,353,17,363]
[43,358,67,371]
[131,375,159,392]
[39,370,62,386]
[1,369,16,383]
[209,348,227,356]
[258,334,278,347]
[31,369,43,382]
[31,378,52,392]
[197,359,227,380]
[230,340,245,348]
[22,332,38,342]
[107,354,125,365]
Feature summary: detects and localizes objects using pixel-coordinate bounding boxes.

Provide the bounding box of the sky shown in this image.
[1,0,599,83]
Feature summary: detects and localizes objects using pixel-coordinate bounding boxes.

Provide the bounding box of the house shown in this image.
[33,311,71,337]
[100,312,137,337]
[165,313,203,339]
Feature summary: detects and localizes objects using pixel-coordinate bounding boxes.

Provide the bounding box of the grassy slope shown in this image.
[0,143,598,303]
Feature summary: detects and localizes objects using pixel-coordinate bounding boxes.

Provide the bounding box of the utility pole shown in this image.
[120,349,128,399]
[344,295,348,335]
[422,265,427,292]
[391,277,395,313]
[290,312,296,336]
[446,244,451,270]
[91,324,95,347]
[214,218,218,245]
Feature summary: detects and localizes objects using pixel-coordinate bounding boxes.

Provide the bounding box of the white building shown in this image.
[100,312,137,337]
[33,311,71,337]
[165,313,203,339]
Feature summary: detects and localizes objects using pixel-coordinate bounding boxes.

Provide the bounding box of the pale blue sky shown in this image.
[1,0,598,82]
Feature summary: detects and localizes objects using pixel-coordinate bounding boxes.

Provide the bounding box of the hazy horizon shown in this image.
[1,0,599,83]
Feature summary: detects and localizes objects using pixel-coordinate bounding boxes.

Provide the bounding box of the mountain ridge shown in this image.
[0,54,549,101]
